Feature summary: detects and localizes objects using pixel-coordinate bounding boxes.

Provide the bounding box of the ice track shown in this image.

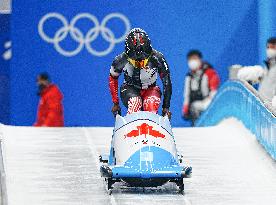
[1,118,276,205]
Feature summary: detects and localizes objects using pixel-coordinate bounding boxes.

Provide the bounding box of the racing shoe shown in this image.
[183,166,192,178]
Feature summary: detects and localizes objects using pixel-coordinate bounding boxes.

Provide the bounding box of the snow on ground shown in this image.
[1,118,276,205]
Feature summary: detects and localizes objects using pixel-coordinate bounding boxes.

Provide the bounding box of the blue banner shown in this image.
[0,14,10,124]
[11,0,259,126]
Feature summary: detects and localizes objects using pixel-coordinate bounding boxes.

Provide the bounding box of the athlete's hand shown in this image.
[111,103,121,117]
[162,108,172,120]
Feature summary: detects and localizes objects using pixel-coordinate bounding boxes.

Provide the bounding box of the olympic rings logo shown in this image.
[38,12,131,57]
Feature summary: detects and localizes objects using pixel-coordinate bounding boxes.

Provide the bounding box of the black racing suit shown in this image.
[109,49,172,110]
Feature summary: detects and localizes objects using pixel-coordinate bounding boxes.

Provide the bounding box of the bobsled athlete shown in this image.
[109,28,172,118]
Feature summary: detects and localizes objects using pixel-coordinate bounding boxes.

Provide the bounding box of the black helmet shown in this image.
[125,28,152,60]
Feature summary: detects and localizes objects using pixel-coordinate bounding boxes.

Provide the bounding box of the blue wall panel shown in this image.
[10,0,259,126]
[0,14,10,124]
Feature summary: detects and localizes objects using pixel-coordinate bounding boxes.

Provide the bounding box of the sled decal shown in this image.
[124,123,165,139]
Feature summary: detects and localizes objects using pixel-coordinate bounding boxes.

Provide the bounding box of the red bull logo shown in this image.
[125,123,165,139]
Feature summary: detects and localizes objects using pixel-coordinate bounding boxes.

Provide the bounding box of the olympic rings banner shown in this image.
[10,0,259,126]
[38,12,131,57]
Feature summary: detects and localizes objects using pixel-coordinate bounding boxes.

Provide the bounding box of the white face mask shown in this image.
[188,60,201,71]
[266,48,276,59]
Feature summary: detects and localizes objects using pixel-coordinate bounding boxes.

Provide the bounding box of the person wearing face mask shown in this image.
[182,50,220,125]
[259,37,276,101]
[34,72,64,127]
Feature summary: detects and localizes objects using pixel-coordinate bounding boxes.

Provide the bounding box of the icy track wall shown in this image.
[0,127,7,205]
[196,80,276,160]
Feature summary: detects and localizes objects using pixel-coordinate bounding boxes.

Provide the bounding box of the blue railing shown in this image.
[196,80,276,160]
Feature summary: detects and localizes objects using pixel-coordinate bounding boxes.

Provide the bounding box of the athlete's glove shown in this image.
[162,108,172,120]
[111,103,121,117]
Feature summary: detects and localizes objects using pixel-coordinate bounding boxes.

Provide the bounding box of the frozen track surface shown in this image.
[1,118,276,205]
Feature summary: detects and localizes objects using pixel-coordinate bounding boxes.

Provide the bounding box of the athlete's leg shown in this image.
[120,84,142,114]
[141,86,161,113]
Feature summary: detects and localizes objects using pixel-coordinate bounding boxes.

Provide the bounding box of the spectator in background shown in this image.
[182,50,220,125]
[237,65,265,90]
[34,72,64,127]
[259,37,276,101]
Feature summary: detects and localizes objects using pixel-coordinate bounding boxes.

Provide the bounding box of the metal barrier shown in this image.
[196,80,276,160]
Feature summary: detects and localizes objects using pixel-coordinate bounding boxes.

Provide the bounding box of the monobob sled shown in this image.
[99,111,192,194]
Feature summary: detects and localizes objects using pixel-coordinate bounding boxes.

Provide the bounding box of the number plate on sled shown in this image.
[140,151,153,162]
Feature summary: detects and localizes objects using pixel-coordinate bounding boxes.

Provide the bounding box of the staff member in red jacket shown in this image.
[34,73,64,127]
[182,50,220,125]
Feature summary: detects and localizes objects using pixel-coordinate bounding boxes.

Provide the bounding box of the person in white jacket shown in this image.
[259,37,276,102]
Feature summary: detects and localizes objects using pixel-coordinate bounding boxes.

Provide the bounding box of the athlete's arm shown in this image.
[109,75,119,104]
[109,53,128,116]
[161,74,172,109]
[109,53,127,104]
[155,52,172,109]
